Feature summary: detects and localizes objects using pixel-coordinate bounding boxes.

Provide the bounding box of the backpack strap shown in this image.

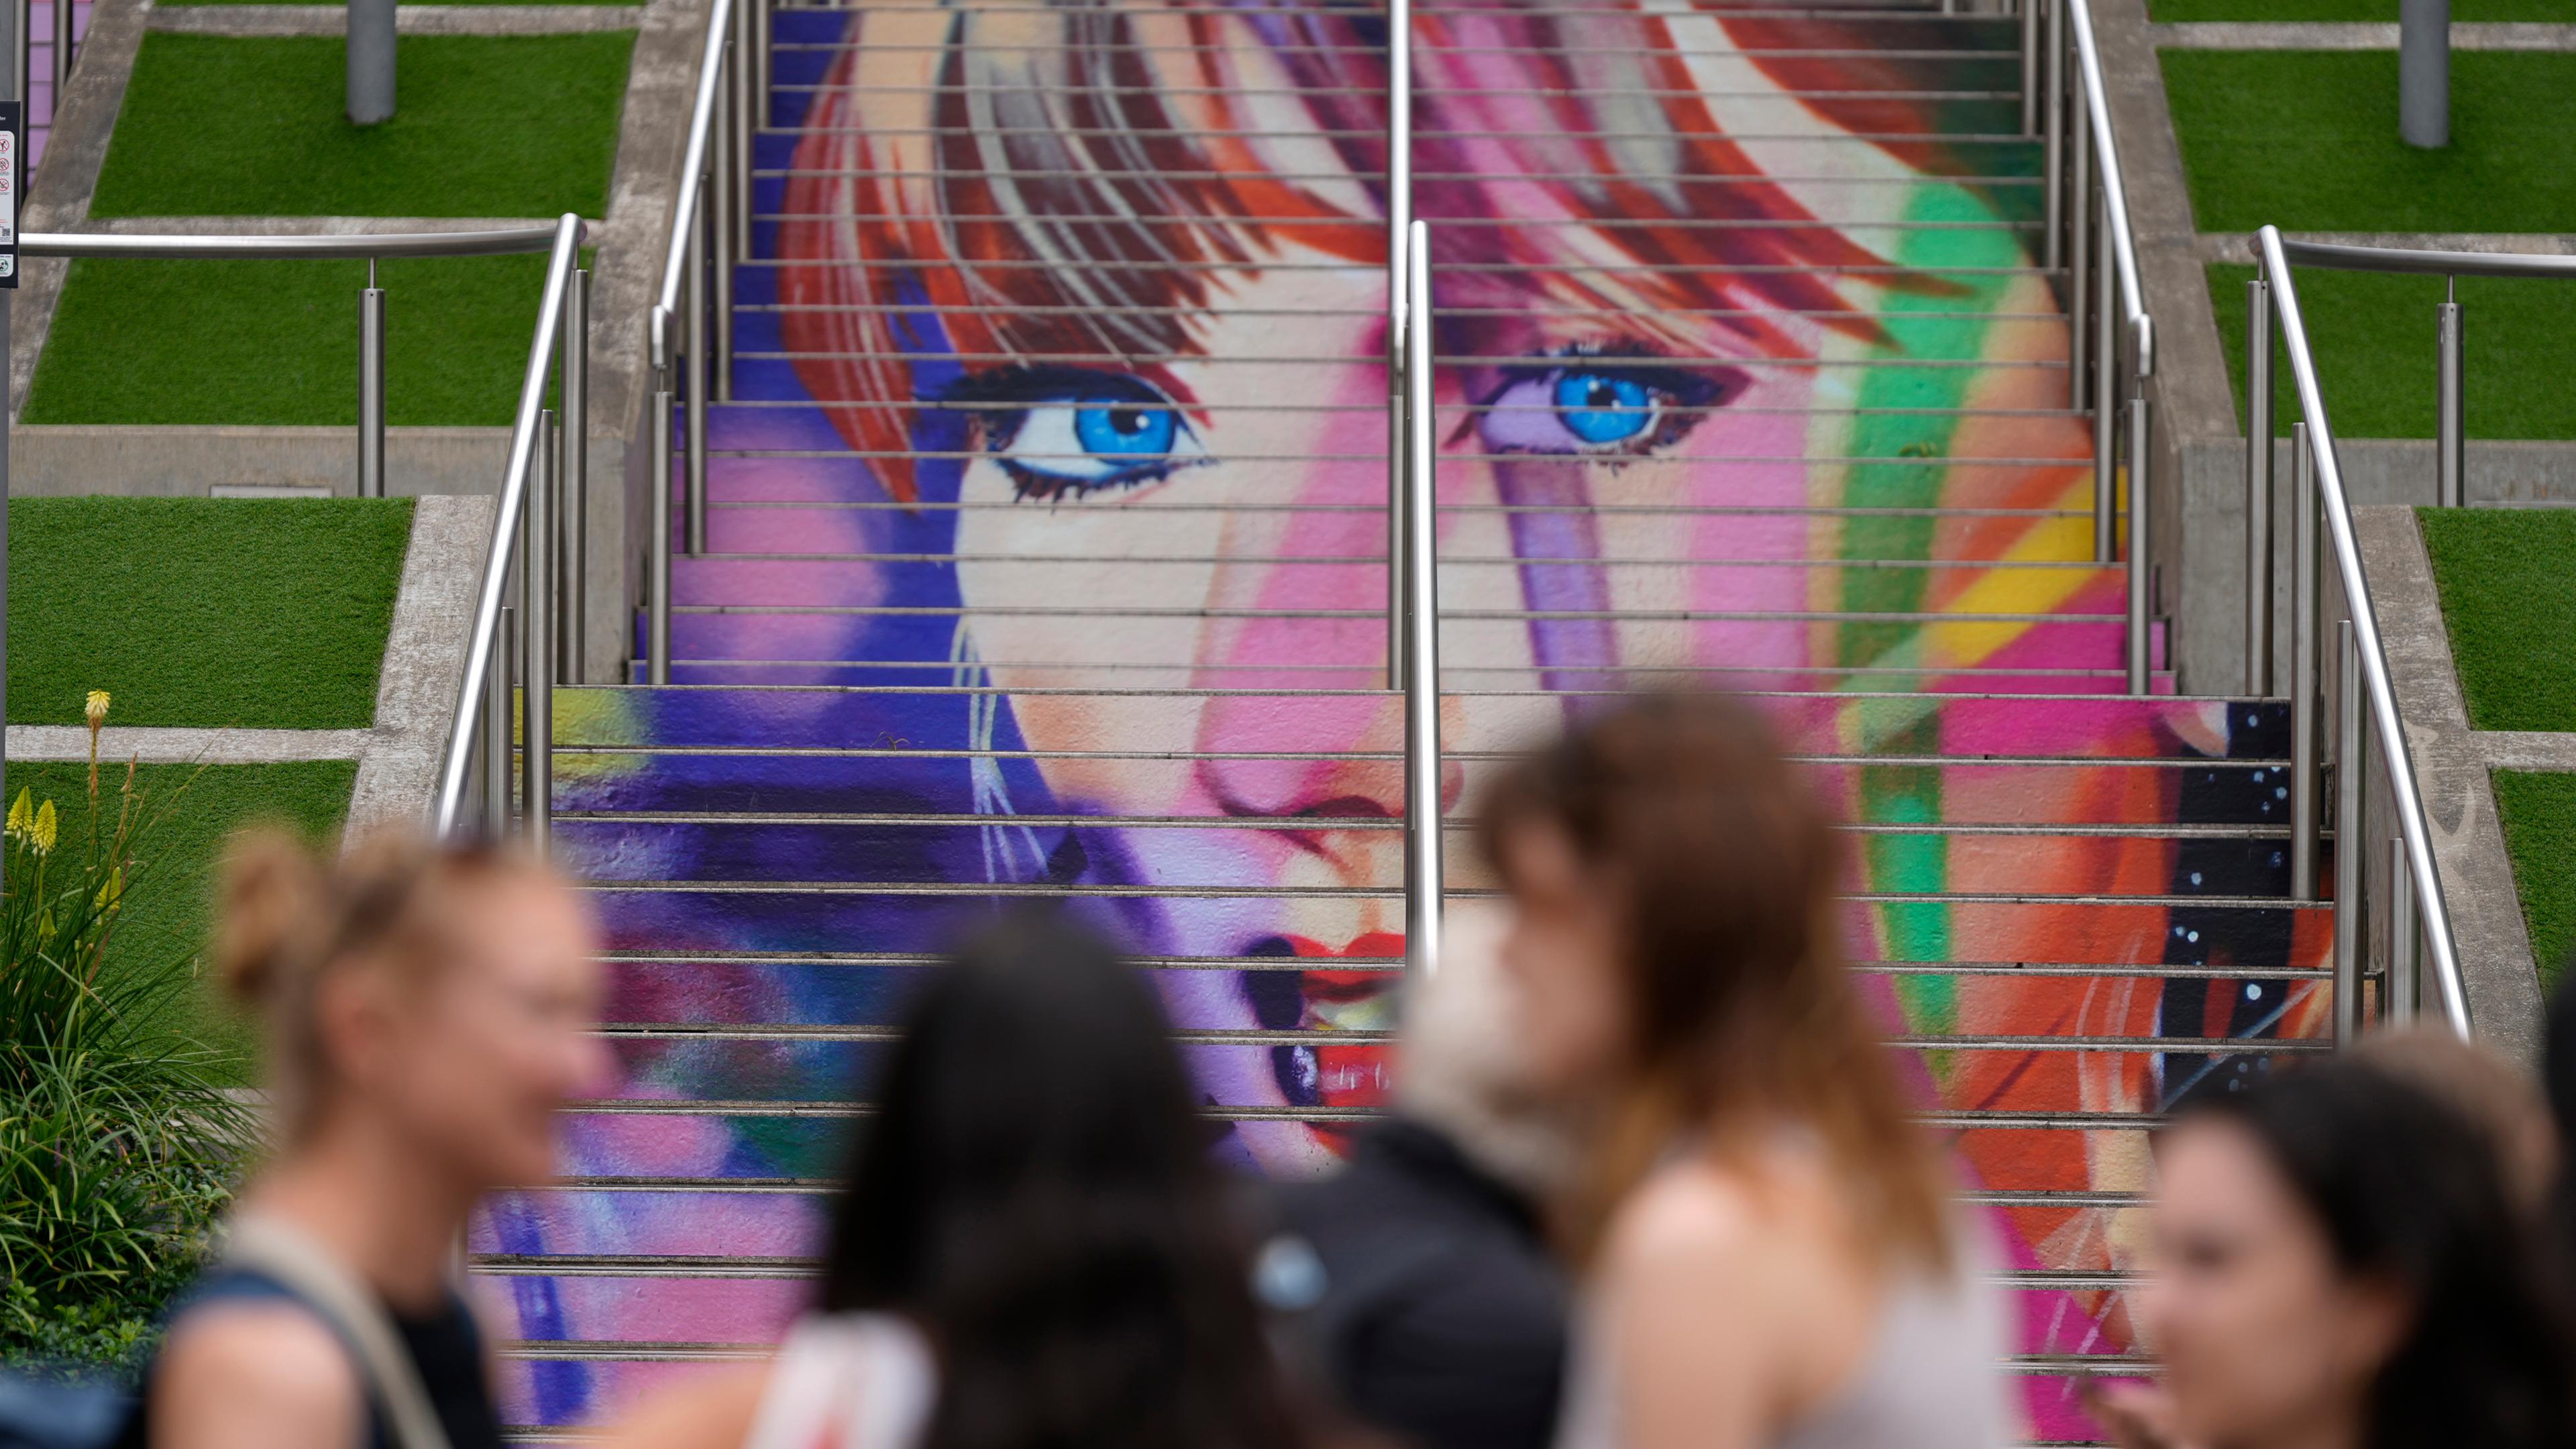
[219,1218,455,1449]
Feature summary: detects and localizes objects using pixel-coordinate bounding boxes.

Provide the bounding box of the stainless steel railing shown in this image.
[2049,0,2156,694]
[23,225,568,500]
[1383,0,1413,693]
[644,0,752,686]
[1399,218,1441,979]
[427,213,592,846]
[2251,225,2491,1040]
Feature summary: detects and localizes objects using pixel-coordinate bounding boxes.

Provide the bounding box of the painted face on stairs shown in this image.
[773,3,2108,1178]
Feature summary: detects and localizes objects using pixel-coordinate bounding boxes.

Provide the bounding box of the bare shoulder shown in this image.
[1599,1159,1770,1279]
[153,1301,361,1449]
[604,1362,774,1449]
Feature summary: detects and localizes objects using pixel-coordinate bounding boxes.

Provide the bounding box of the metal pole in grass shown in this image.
[359,257,385,497]
[2400,0,2448,148]
[348,0,395,125]
[2437,276,2465,508]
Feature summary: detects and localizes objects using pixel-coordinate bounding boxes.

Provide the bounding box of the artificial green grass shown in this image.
[25,250,590,426]
[2418,507,2576,731]
[1,760,356,1074]
[92,33,633,218]
[9,498,413,729]
[2163,51,2576,234]
[2490,770,2576,991]
[2154,0,2575,19]
[2209,264,2576,440]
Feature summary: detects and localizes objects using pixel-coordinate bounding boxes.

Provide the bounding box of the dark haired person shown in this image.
[1265,912,1574,1449]
[2093,1055,2576,1449]
[614,912,1320,1449]
[1477,692,2015,1449]
[155,830,606,1449]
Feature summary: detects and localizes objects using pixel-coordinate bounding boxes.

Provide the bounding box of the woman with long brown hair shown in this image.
[1479,692,2013,1449]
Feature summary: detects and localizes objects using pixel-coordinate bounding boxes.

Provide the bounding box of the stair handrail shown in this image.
[2065,0,2150,384]
[643,0,746,685]
[1384,0,1412,693]
[2254,225,2481,1040]
[429,213,590,847]
[2059,0,2157,693]
[1399,218,1442,979]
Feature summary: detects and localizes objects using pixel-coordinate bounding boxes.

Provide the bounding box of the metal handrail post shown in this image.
[2332,619,2362,1045]
[2126,393,2151,692]
[2390,836,2420,1024]
[526,409,555,856]
[2092,188,2114,561]
[2288,421,2320,900]
[2246,275,2273,694]
[15,0,28,126]
[48,0,66,105]
[712,56,737,406]
[429,215,585,837]
[1401,219,1443,979]
[753,0,771,114]
[2067,83,2088,405]
[488,605,515,839]
[1384,0,1411,692]
[2437,279,2464,507]
[2041,0,2064,272]
[686,177,710,553]
[731,0,753,260]
[2020,0,2041,137]
[359,259,386,498]
[562,266,588,681]
[2258,225,2469,1035]
[650,388,674,684]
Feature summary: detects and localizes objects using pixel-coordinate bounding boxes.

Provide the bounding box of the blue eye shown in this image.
[1476,358,1735,458]
[1552,372,1654,445]
[954,368,1209,499]
[1075,404,1179,458]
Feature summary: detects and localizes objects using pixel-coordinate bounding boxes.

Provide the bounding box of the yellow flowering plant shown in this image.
[1,688,246,1374]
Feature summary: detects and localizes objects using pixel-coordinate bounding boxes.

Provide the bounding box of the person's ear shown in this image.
[311,964,397,1098]
[2334,1273,2414,1383]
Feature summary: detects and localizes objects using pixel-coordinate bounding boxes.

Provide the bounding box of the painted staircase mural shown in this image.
[469,3,2329,1442]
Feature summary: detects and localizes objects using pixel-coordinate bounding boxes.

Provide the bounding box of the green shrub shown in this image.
[0,700,252,1377]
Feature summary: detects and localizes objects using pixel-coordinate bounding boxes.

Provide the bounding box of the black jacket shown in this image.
[1264,1120,1570,1449]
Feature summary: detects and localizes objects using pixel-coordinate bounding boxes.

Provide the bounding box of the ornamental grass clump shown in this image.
[0,691,250,1377]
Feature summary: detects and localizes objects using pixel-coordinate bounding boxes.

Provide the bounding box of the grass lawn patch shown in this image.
[92,32,633,218]
[2418,507,2576,731]
[2208,264,2576,439]
[1,759,356,1077]
[9,498,413,729]
[2154,0,2575,19]
[2163,51,2576,234]
[2491,770,2576,991]
[25,249,590,426]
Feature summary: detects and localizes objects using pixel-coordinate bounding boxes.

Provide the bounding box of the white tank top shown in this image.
[742,1313,940,1449]
[1555,1244,2019,1449]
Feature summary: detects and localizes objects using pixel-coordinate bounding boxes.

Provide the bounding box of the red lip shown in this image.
[1277,932,1403,1128]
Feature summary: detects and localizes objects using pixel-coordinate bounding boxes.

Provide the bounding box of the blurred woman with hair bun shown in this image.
[147,828,606,1449]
